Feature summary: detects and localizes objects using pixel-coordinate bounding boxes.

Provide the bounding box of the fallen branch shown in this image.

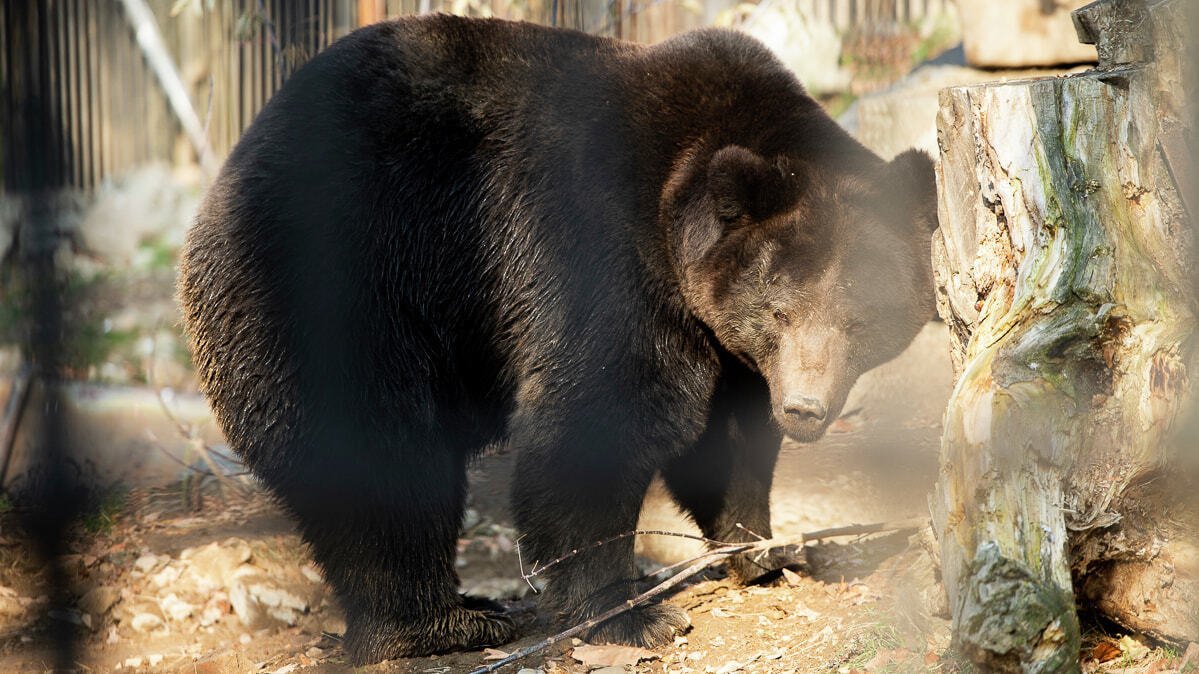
[520,529,729,583]
[470,544,753,674]
[470,517,927,673]
[802,518,928,542]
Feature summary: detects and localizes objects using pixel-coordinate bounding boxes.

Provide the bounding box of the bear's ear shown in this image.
[708,146,797,226]
[886,149,938,232]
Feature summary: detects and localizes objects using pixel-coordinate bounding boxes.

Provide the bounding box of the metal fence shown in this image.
[797,0,952,30]
[1,0,953,193]
[0,1,356,193]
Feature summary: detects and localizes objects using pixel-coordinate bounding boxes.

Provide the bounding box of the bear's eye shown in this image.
[773,309,791,326]
[846,321,865,335]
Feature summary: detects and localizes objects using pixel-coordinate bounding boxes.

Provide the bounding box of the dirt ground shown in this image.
[2,467,1192,673]
[1,324,1195,673]
[0,475,957,674]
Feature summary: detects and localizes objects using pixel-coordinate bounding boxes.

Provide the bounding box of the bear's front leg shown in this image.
[661,368,802,584]
[510,401,690,648]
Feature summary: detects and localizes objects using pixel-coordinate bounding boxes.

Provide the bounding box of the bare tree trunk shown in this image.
[931,0,1197,670]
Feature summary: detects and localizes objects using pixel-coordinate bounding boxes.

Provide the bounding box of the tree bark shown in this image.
[931,0,1197,670]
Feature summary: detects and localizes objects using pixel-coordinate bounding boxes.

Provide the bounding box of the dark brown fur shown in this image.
[179,15,936,664]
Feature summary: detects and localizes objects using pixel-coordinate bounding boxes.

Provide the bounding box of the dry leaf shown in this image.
[1091,641,1121,662]
[1147,659,1180,674]
[1118,635,1150,660]
[1183,642,1199,669]
[793,601,820,620]
[781,568,802,586]
[923,651,940,666]
[570,644,660,667]
[482,648,510,660]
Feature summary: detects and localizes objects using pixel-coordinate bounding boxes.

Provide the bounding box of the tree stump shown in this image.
[931,0,1197,670]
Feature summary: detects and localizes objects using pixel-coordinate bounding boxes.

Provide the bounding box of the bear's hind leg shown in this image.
[282,444,515,664]
[511,417,689,649]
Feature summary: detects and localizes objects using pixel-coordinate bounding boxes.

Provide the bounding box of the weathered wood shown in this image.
[931,0,1196,669]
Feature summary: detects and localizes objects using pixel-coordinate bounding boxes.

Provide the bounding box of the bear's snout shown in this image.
[775,391,836,442]
[783,394,826,423]
[770,325,848,442]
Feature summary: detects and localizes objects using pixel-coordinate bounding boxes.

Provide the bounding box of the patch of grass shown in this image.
[70,318,137,377]
[82,487,128,535]
[0,267,146,378]
[910,14,958,66]
[134,235,179,271]
[822,91,858,120]
[831,614,905,671]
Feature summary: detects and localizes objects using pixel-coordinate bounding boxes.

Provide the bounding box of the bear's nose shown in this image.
[784,395,826,422]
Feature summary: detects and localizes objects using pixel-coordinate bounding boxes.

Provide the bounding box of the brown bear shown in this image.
[178,14,937,665]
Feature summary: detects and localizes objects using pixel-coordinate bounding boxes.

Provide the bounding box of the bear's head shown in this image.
[671,145,937,443]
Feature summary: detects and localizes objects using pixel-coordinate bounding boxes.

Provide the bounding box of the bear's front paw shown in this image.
[585,602,689,649]
[726,543,805,585]
[343,605,517,665]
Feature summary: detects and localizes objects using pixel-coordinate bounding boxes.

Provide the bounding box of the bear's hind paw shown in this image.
[585,602,689,650]
[344,605,517,665]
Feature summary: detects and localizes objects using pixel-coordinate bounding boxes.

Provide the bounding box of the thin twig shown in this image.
[802,518,927,542]
[145,327,244,497]
[471,518,928,672]
[144,428,214,477]
[521,530,730,581]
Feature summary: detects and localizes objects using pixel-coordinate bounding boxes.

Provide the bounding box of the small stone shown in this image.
[0,586,24,618]
[239,632,252,644]
[130,612,164,633]
[150,564,182,588]
[133,554,162,573]
[147,654,164,666]
[79,585,121,620]
[124,656,143,668]
[161,593,197,622]
[229,583,267,629]
[321,615,346,634]
[299,565,323,584]
[515,669,541,674]
[305,647,323,658]
[462,508,481,531]
[248,581,308,612]
[181,541,252,590]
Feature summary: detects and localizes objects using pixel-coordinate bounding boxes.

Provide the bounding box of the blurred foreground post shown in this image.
[932,0,1196,670]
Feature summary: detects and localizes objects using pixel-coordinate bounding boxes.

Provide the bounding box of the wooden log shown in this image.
[931,0,1196,669]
